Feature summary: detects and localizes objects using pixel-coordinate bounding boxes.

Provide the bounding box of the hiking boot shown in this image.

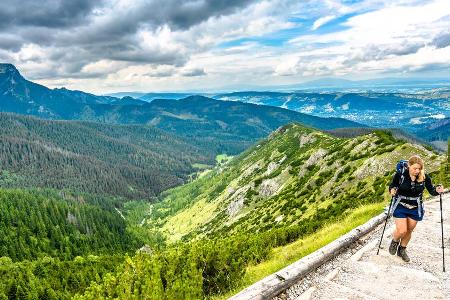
[397,246,410,262]
[389,239,400,255]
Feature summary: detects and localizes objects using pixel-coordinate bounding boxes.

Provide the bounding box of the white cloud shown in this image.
[6,0,450,93]
[274,56,300,76]
[81,60,127,76]
[312,15,336,30]
[278,0,450,79]
[26,0,299,92]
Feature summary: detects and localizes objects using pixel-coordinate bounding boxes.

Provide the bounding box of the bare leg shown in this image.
[393,218,408,241]
[400,218,418,247]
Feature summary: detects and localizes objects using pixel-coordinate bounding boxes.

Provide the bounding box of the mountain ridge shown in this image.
[142,123,444,242]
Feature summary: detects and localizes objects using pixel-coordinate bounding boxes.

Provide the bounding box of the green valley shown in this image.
[0,89,446,299]
[1,2,449,298]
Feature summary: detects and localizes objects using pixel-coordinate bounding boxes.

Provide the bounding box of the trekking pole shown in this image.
[377,195,395,255]
[439,190,445,272]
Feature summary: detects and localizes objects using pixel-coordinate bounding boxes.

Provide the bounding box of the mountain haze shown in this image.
[291,77,450,89]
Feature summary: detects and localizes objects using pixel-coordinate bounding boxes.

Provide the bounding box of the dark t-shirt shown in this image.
[389,168,439,204]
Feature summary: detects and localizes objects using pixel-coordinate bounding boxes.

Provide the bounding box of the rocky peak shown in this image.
[0,63,25,86]
[0,63,21,76]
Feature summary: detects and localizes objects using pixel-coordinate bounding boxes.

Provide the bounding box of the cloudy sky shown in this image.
[1,0,450,94]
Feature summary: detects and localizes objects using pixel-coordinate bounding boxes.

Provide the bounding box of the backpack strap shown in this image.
[397,160,408,186]
[390,196,402,217]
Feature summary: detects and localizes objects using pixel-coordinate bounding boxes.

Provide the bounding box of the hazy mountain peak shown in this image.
[181,95,215,102]
[0,63,19,74]
[0,63,23,82]
[121,96,135,101]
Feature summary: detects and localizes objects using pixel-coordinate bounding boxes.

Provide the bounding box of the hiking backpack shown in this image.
[396,160,408,185]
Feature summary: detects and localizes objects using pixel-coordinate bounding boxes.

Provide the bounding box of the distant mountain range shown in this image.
[0,63,364,155]
[103,80,449,150]
[106,77,450,99]
[106,77,450,101]
[2,63,447,152]
[285,77,450,90]
[106,92,208,102]
[213,91,450,149]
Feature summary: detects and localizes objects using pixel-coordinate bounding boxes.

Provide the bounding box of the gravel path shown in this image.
[274,194,450,300]
[273,217,386,300]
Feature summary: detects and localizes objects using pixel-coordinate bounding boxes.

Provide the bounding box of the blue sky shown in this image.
[1,0,449,93]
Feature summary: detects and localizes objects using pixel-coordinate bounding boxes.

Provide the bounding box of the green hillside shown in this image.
[0,113,214,198]
[147,123,443,242]
[0,188,149,299]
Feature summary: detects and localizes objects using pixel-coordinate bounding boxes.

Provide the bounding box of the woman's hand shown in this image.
[436,185,444,194]
[390,188,398,196]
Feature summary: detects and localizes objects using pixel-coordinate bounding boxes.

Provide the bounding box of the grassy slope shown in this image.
[143,123,443,243]
[212,202,384,299]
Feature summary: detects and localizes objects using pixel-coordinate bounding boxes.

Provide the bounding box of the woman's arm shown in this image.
[388,172,400,195]
[425,174,440,196]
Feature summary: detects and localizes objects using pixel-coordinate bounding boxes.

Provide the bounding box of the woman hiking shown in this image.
[388,155,444,262]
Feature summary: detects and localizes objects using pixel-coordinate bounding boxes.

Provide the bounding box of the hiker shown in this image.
[388,155,444,262]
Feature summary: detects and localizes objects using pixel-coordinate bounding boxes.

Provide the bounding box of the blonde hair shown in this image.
[408,155,425,182]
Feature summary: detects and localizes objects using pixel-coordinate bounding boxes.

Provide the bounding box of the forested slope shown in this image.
[0,113,213,198]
